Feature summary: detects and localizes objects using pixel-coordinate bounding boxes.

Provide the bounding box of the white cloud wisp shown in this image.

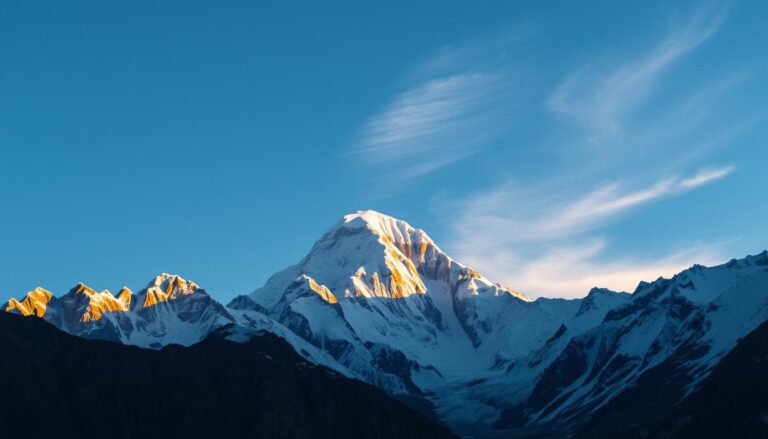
[446,166,735,298]
[547,3,727,144]
[354,72,513,183]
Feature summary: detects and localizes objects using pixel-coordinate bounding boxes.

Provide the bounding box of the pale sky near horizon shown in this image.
[1,0,766,303]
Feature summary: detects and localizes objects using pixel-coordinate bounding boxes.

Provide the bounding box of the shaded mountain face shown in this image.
[573,318,768,438]
[653,318,768,438]
[4,210,768,437]
[0,312,457,439]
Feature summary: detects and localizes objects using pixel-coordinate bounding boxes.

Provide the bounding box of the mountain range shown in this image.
[5,210,768,438]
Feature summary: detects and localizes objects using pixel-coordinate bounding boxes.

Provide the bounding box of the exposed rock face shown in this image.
[5,287,53,317]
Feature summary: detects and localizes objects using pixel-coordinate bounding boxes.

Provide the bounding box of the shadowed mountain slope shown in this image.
[574,318,768,438]
[0,312,457,439]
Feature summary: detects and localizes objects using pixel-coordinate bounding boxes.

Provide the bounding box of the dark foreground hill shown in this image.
[0,312,456,439]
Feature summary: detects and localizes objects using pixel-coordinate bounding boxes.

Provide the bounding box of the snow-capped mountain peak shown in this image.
[250,210,529,309]
[61,283,131,322]
[137,273,201,308]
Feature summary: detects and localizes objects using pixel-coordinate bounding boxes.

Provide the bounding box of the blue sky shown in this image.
[1,0,766,303]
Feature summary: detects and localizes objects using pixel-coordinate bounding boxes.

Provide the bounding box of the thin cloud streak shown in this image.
[464,239,729,298]
[351,30,526,184]
[547,3,728,144]
[353,72,512,181]
[680,165,736,188]
[454,166,735,246]
[445,166,735,298]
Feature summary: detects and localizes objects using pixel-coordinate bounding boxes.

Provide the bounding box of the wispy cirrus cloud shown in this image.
[485,238,729,298]
[547,3,728,145]
[354,72,509,180]
[351,32,523,184]
[456,165,735,246]
[445,166,736,298]
[537,165,735,240]
[679,165,735,188]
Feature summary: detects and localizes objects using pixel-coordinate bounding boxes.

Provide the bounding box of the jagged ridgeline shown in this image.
[5,210,768,437]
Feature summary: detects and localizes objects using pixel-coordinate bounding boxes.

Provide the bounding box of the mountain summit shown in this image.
[248,210,528,306]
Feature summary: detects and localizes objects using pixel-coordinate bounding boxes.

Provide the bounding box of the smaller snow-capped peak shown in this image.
[138,273,201,308]
[62,283,132,322]
[146,273,200,292]
[453,266,531,302]
[116,287,133,308]
[4,287,53,317]
[575,287,630,317]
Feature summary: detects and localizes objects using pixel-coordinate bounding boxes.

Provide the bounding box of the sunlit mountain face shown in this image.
[5,210,768,437]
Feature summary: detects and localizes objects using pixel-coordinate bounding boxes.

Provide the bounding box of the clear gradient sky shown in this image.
[1,0,766,303]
